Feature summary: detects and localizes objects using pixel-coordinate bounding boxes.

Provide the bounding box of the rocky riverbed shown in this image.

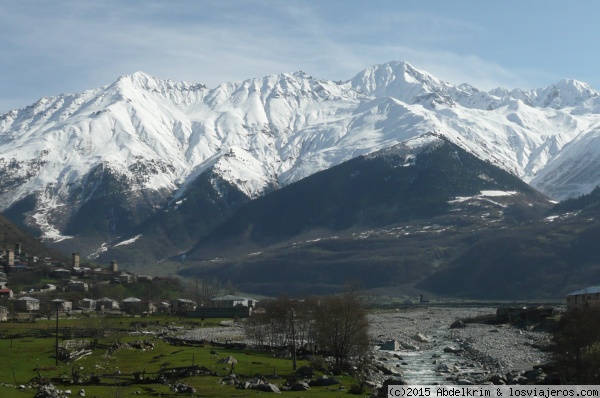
[369,306,555,386]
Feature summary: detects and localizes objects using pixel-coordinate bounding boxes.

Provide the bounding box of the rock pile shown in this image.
[34,384,85,398]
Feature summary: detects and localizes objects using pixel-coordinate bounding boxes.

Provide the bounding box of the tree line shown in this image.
[244,288,370,373]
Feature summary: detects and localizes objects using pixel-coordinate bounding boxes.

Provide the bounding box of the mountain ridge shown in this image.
[1,60,600,250]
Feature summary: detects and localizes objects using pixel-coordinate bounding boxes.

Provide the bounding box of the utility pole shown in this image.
[52,299,65,366]
[291,308,297,370]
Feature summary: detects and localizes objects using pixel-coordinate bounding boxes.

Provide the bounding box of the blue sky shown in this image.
[1,0,599,113]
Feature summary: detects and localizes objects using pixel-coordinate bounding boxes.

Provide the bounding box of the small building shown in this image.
[118,273,136,284]
[173,298,196,314]
[72,267,91,277]
[51,268,71,279]
[122,297,142,314]
[67,280,89,292]
[0,288,13,299]
[0,306,7,322]
[566,286,600,310]
[14,297,40,312]
[79,298,96,311]
[96,297,120,311]
[210,295,258,308]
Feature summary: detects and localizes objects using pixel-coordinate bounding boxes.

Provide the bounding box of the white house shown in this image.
[122,297,142,314]
[14,297,40,312]
[79,298,96,311]
[210,295,258,308]
[96,297,120,311]
[67,280,89,292]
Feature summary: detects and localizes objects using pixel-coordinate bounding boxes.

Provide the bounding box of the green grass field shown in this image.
[0,316,365,397]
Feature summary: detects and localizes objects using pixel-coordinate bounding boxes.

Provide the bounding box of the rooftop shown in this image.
[566,286,600,296]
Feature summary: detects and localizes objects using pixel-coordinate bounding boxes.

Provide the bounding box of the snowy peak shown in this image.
[349,61,452,104]
[493,79,599,110]
[113,71,207,94]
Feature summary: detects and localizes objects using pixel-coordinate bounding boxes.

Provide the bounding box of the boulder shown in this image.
[291,381,310,391]
[379,340,401,351]
[252,383,281,393]
[218,355,238,365]
[412,333,430,343]
[443,346,462,354]
[401,341,419,351]
[436,363,451,372]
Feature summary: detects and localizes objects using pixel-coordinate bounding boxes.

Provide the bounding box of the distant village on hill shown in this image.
[0,242,258,322]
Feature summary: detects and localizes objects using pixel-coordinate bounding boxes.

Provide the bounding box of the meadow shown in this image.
[0,315,362,397]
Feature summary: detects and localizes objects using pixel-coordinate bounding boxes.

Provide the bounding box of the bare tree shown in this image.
[313,288,370,373]
[193,278,221,307]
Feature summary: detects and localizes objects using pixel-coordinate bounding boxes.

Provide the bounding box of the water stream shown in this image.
[383,328,487,385]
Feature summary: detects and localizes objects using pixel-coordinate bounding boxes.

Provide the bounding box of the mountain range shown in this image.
[2,60,600,298]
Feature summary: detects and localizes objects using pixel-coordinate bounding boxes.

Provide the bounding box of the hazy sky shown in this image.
[1,0,599,113]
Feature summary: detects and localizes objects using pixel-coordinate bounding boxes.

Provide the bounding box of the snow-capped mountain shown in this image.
[1,60,600,242]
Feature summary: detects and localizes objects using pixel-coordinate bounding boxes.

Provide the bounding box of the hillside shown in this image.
[178,187,600,300]
[418,196,600,299]
[175,136,556,298]
[182,135,548,259]
[0,213,65,261]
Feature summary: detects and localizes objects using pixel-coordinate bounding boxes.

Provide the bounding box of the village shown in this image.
[0,243,259,323]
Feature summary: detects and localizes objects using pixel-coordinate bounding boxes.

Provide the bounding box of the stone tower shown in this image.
[14,243,21,255]
[110,261,118,273]
[6,250,14,267]
[72,252,80,268]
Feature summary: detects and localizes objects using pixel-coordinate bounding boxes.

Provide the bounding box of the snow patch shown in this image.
[88,243,108,260]
[114,234,143,247]
[480,190,517,197]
